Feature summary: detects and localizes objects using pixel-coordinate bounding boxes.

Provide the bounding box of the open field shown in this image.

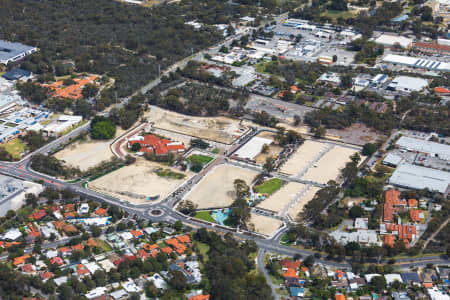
[301,146,359,184]
[254,178,283,195]
[288,186,320,220]
[279,140,328,175]
[186,164,259,209]
[257,182,305,213]
[249,213,283,236]
[55,129,124,171]
[89,159,192,204]
[145,106,248,144]
[1,138,27,160]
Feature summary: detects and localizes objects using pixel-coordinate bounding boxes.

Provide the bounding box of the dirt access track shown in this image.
[144,106,248,144]
[88,159,192,204]
[185,163,259,209]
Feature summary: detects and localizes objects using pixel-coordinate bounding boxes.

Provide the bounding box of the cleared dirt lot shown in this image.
[89,159,192,204]
[54,129,124,171]
[249,213,283,236]
[145,106,248,144]
[288,186,320,220]
[301,146,358,184]
[257,182,305,213]
[186,164,259,209]
[279,140,328,175]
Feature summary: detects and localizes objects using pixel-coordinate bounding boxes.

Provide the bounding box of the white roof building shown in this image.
[385,273,403,285]
[365,274,382,283]
[354,218,369,230]
[122,278,142,293]
[2,228,22,241]
[396,136,450,161]
[382,54,450,72]
[383,153,403,167]
[144,227,158,235]
[318,72,341,85]
[234,136,273,160]
[389,163,450,194]
[330,229,381,246]
[375,34,413,49]
[148,273,168,289]
[78,203,90,215]
[85,262,102,274]
[119,232,133,241]
[46,250,58,259]
[85,287,107,299]
[387,76,428,93]
[427,287,450,300]
[110,289,128,300]
[54,276,68,286]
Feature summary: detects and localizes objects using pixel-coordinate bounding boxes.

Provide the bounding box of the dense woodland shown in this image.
[0,0,246,97]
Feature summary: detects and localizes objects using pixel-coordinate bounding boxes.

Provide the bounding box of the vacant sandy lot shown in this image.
[257,182,305,213]
[89,159,191,204]
[186,164,259,209]
[279,140,328,175]
[55,129,124,171]
[145,106,248,144]
[301,146,358,184]
[249,213,283,236]
[288,186,320,220]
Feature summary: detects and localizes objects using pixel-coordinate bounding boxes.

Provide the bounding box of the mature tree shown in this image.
[90,116,116,140]
[362,143,378,156]
[82,83,99,99]
[90,225,102,238]
[263,156,275,173]
[234,179,250,199]
[314,126,326,138]
[349,205,364,218]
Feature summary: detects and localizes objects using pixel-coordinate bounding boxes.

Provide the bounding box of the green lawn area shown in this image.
[194,211,216,223]
[276,288,289,296]
[94,239,113,252]
[1,138,27,160]
[321,9,354,20]
[186,154,214,165]
[194,241,210,262]
[254,178,283,195]
[212,148,220,154]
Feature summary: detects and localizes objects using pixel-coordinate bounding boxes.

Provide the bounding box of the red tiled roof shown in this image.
[385,234,395,247]
[434,87,450,94]
[138,249,150,260]
[129,134,185,155]
[176,235,191,244]
[50,257,64,265]
[415,42,450,52]
[41,272,54,280]
[335,294,346,300]
[189,295,210,300]
[410,209,424,223]
[408,199,418,208]
[72,244,84,251]
[130,230,143,238]
[22,263,34,273]
[95,208,107,216]
[161,247,173,254]
[283,268,298,278]
[64,204,75,212]
[29,210,46,220]
[280,259,301,269]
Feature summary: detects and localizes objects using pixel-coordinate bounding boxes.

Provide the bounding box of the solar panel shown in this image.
[414,59,421,66]
[429,62,436,68]
[434,62,441,69]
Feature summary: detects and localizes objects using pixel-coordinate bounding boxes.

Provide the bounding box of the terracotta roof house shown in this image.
[72,244,84,252]
[161,247,173,254]
[22,263,35,273]
[127,134,185,156]
[408,199,418,208]
[283,268,299,278]
[13,255,30,266]
[138,249,150,260]
[40,272,54,281]
[410,209,425,223]
[281,259,301,270]
[53,221,66,230]
[189,294,210,300]
[29,210,46,220]
[385,234,395,247]
[64,204,75,212]
[50,257,64,266]
[95,208,107,216]
[130,230,143,238]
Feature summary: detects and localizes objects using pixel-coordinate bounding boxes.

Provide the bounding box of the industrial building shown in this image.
[0,176,43,217]
[382,153,403,167]
[386,76,428,93]
[0,40,37,65]
[375,34,413,49]
[388,163,450,194]
[395,136,450,161]
[414,41,450,56]
[382,54,450,72]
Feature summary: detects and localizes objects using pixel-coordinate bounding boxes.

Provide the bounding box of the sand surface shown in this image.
[257,182,306,212]
[54,129,124,171]
[288,186,320,220]
[279,140,328,175]
[186,164,259,209]
[249,213,283,236]
[301,146,358,184]
[145,106,248,144]
[89,159,191,204]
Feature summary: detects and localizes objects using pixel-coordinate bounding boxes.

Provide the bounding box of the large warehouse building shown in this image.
[396,136,450,161]
[382,54,450,72]
[387,76,428,93]
[388,163,450,194]
[375,34,413,49]
[0,40,37,65]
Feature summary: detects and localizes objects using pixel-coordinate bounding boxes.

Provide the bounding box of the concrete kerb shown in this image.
[110,122,147,159]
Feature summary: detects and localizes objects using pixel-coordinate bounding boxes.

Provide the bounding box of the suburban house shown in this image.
[127,134,185,156]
